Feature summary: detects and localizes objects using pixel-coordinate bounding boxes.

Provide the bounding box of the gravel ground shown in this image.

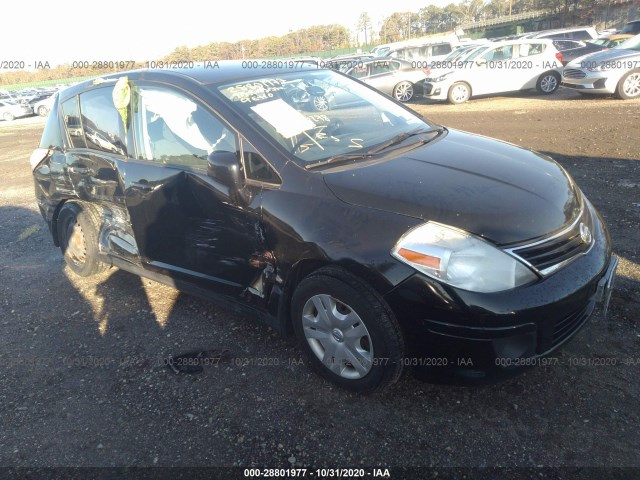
[0,88,638,478]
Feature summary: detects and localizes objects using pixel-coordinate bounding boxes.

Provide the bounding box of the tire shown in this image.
[3,112,15,121]
[447,82,471,104]
[311,95,329,111]
[37,105,49,117]
[536,71,560,94]
[291,266,405,393]
[393,81,414,102]
[615,69,640,100]
[57,202,108,277]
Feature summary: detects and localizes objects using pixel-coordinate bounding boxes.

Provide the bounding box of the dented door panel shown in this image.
[121,161,273,305]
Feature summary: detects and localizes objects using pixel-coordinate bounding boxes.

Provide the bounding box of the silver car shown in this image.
[561,34,640,99]
[345,59,428,102]
[0,101,33,121]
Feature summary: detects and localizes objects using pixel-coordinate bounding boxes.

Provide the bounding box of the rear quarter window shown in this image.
[79,87,128,156]
[39,95,64,149]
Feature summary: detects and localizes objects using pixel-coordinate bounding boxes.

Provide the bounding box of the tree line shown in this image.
[374,0,613,43]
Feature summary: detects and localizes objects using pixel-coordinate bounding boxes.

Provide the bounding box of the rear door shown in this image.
[62,87,136,261]
[361,60,401,95]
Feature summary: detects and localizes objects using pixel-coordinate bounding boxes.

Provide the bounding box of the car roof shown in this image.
[483,38,556,47]
[533,26,595,35]
[57,60,322,101]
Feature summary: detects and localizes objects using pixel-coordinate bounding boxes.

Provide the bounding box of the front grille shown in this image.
[563,68,586,79]
[507,207,593,276]
[536,301,594,355]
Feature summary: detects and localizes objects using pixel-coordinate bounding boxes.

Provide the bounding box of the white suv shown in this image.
[422,39,564,104]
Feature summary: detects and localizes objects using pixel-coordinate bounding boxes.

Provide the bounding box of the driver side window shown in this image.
[133,86,237,169]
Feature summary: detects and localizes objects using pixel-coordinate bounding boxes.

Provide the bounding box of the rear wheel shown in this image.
[615,69,640,100]
[3,112,15,121]
[57,202,108,277]
[393,81,414,102]
[291,267,404,393]
[447,82,471,104]
[37,105,50,117]
[536,71,560,94]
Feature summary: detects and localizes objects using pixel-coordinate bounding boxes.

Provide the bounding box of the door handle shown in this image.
[68,166,89,174]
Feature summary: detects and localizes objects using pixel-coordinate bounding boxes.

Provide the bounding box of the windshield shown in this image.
[217,69,432,166]
[464,46,490,61]
[615,34,640,51]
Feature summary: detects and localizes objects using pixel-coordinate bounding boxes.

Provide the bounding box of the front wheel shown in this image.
[536,71,560,94]
[37,105,50,117]
[291,267,405,393]
[615,69,640,100]
[447,82,471,104]
[393,81,414,102]
[3,112,15,121]
[57,202,108,277]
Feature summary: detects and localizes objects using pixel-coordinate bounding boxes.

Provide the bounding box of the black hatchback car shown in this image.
[31,62,617,392]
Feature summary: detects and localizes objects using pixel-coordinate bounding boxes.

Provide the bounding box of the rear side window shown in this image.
[61,97,86,149]
[432,43,452,56]
[519,43,546,57]
[79,87,128,156]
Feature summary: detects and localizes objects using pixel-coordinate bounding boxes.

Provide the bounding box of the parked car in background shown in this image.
[0,100,32,121]
[558,34,634,65]
[422,39,563,104]
[386,41,458,64]
[345,59,428,102]
[621,20,640,35]
[562,33,640,99]
[32,95,55,116]
[31,63,617,392]
[522,26,598,41]
[324,54,374,72]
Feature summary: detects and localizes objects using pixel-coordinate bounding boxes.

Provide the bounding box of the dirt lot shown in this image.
[0,89,639,477]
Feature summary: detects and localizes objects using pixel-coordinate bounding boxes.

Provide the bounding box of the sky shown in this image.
[4,0,450,66]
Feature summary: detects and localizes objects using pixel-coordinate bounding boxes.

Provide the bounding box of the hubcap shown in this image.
[452,85,468,103]
[623,73,640,97]
[302,294,373,379]
[541,75,557,93]
[314,96,329,111]
[395,83,413,102]
[66,220,87,265]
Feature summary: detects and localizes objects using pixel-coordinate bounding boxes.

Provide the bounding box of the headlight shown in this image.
[391,222,538,293]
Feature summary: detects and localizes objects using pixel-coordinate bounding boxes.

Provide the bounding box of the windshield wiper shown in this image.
[305,152,374,170]
[305,126,444,170]
[366,127,443,155]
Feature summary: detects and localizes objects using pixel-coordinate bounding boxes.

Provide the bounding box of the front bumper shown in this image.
[561,67,623,94]
[421,81,448,100]
[384,204,615,382]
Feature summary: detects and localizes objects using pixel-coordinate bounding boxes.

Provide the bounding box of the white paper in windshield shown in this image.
[250,99,316,138]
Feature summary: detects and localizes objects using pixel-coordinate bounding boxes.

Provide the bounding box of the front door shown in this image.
[121,83,266,297]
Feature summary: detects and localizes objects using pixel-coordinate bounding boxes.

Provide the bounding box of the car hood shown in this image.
[568,47,640,66]
[323,129,581,245]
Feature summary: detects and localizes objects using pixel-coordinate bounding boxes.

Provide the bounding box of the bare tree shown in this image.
[357,12,373,46]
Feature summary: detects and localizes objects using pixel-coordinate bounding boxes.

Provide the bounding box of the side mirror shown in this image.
[476,58,487,66]
[207,151,243,190]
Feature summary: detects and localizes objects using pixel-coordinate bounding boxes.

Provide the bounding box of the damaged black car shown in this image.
[31,63,617,392]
